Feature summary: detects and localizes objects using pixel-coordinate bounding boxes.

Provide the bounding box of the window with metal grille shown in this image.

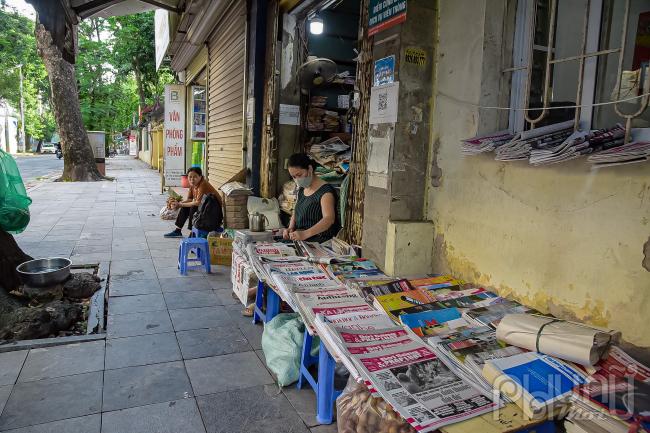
[507,0,650,141]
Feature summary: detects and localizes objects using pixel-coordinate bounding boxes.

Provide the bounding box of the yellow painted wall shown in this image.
[151,125,163,171]
[429,0,650,349]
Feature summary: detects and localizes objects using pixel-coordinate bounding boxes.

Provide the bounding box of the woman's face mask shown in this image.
[289,167,313,189]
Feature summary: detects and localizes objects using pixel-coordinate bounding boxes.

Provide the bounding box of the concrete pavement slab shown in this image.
[101,398,206,433]
[108,278,161,297]
[176,327,250,360]
[0,385,11,418]
[168,306,231,331]
[109,258,157,281]
[105,333,181,370]
[0,415,101,433]
[163,291,219,310]
[158,277,211,293]
[102,361,193,411]
[213,288,239,305]
[0,372,103,431]
[196,385,310,433]
[0,351,28,386]
[108,293,166,315]
[107,310,173,338]
[17,341,105,383]
[184,352,273,396]
[225,304,264,350]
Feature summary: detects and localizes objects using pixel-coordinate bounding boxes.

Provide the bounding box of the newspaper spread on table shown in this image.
[337,327,499,431]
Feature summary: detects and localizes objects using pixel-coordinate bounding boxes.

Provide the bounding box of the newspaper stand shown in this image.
[253,279,340,424]
[250,262,558,432]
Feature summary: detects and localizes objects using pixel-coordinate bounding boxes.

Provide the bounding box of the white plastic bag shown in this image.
[160,206,179,220]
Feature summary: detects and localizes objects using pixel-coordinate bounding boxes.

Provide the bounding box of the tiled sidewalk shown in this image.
[1,157,336,433]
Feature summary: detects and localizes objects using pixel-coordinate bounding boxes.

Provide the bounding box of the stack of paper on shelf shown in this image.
[529,124,626,166]
[587,140,650,168]
[495,120,574,161]
[483,352,587,419]
[496,313,620,365]
[461,130,515,155]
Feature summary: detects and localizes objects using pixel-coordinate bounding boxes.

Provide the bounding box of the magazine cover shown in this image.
[374,289,439,320]
[399,308,463,337]
[350,340,498,431]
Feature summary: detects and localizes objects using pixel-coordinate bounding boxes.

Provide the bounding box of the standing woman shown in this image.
[283,153,340,243]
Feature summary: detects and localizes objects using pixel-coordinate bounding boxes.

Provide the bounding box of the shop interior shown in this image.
[279,0,360,219]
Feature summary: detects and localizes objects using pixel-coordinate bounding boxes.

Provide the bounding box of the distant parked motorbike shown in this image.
[55,144,63,159]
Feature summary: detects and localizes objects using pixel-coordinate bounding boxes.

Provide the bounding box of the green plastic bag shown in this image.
[0,149,31,234]
[261,313,319,387]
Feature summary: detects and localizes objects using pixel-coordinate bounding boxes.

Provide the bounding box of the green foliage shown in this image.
[108,12,175,107]
[0,7,55,142]
[0,6,173,146]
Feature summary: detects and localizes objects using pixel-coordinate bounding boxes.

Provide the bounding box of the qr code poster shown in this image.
[369,82,399,125]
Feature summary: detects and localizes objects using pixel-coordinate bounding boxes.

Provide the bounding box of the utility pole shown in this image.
[18,65,26,153]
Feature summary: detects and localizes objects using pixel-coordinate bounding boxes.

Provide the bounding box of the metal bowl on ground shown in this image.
[16,257,71,287]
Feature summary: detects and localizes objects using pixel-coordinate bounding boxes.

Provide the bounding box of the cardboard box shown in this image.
[207,235,233,266]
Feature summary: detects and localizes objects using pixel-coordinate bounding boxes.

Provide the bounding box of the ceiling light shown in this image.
[310,16,324,35]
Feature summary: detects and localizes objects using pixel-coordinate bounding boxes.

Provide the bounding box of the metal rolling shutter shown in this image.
[206,1,246,187]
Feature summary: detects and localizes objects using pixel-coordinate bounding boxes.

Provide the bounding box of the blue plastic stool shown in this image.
[253,281,281,324]
[178,237,211,275]
[191,227,209,238]
[296,339,340,424]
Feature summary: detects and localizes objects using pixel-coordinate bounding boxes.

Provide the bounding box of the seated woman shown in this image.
[283,153,340,243]
[164,167,220,238]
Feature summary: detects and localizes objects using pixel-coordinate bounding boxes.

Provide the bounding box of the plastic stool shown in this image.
[178,237,211,275]
[191,227,209,238]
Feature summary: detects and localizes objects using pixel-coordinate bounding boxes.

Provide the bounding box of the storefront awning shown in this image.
[69,0,182,20]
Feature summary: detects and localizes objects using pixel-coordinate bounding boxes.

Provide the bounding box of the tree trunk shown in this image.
[34,23,102,181]
[0,230,31,328]
[134,59,146,109]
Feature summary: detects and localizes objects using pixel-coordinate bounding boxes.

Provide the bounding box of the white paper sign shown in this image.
[129,135,137,156]
[246,97,255,124]
[338,94,350,109]
[369,82,399,125]
[367,128,393,190]
[164,84,186,186]
[279,104,300,125]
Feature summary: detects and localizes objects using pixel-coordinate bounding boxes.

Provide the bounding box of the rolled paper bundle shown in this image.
[496,313,621,366]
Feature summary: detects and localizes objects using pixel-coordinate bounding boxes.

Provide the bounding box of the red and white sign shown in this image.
[164,84,186,186]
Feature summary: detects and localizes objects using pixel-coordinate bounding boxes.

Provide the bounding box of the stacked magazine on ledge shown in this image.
[314,315,499,432]
[587,140,650,168]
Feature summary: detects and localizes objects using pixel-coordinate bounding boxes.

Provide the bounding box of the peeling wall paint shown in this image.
[429,0,650,350]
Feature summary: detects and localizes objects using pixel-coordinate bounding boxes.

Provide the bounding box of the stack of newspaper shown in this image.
[495,120,574,161]
[426,325,524,398]
[529,124,625,166]
[314,315,499,432]
[587,140,650,168]
[295,288,374,331]
[265,261,345,310]
[461,130,515,155]
[246,242,298,282]
[567,346,650,433]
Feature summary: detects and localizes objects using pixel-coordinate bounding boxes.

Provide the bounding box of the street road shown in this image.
[14,154,63,185]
